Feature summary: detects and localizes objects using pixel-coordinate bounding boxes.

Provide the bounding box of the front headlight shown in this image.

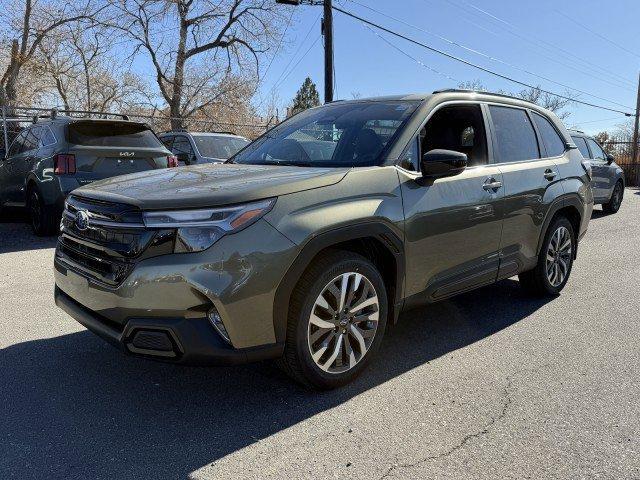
[143,198,276,253]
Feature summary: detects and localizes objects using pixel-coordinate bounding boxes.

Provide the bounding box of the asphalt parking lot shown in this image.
[1,190,639,480]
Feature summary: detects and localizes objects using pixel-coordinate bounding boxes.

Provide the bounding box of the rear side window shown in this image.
[532,113,565,157]
[8,130,27,157]
[572,136,590,158]
[41,126,56,146]
[489,106,539,163]
[586,138,606,160]
[68,122,162,148]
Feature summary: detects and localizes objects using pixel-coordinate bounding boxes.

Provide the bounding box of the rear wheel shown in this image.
[519,216,575,296]
[278,250,388,389]
[28,188,58,236]
[602,180,623,214]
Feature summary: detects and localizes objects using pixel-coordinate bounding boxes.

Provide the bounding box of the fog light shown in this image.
[208,307,230,344]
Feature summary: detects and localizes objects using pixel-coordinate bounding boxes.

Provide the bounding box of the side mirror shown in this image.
[606,153,614,165]
[420,149,467,178]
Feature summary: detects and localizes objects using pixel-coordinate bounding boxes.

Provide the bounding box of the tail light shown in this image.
[54,154,76,175]
[167,155,178,168]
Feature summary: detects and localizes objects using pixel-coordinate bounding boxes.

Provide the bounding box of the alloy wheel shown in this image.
[546,226,572,287]
[307,272,379,374]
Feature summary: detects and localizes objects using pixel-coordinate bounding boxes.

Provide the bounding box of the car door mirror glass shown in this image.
[420,149,467,179]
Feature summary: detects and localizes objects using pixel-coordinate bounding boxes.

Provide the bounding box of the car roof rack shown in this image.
[2,105,130,121]
[432,88,526,102]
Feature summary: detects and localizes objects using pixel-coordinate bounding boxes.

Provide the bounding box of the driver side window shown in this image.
[422,104,487,167]
[399,104,488,172]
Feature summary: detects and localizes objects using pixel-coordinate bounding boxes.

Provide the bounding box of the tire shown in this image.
[28,187,58,236]
[519,216,575,296]
[602,180,623,214]
[278,250,388,390]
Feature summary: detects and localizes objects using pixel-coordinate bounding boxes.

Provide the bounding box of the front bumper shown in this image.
[54,218,297,363]
[55,287,283,365]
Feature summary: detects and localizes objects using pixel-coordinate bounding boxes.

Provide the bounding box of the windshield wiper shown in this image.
[263,160,314,167]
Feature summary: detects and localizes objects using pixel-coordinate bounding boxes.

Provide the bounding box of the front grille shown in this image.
[56,195,174,286]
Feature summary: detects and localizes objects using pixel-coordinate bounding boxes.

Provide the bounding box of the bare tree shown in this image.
[104,0,287,129]
[37,24,151,113]
[457,80,573,119]
[0,0,105,110]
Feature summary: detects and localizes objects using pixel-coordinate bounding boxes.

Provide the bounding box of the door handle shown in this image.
[544,169,557,180]
[482,178,502,191]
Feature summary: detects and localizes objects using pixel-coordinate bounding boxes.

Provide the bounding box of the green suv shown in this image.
[54,90,593,389]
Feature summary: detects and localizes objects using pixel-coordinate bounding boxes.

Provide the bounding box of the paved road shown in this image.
[1,191,639,480]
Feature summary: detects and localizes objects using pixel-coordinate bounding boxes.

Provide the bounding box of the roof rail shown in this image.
[432,88,526,103]
[0,105,130,121]
[568,129,585,134]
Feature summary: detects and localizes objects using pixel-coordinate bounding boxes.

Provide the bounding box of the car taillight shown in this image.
[167,155,178,168]
[54,154,76,175]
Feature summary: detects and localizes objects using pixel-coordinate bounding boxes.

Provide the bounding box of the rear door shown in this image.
[1,130,27,205]
[66,121,170,185]
[585,137,610,201]
[488,105,565,273]
[3,127,41,205]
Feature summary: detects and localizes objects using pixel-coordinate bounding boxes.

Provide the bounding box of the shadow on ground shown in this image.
[0,279,552,479]
[0,208,57,253]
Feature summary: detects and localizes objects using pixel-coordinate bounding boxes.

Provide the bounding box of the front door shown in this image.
[398,103,505,303]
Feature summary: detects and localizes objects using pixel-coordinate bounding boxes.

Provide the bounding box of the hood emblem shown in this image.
[120,152,134,157]
[75,210,90,231]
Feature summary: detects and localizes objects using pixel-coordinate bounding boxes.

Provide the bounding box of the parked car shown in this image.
[159,130,250,165]
[569,130,625,213]
[54,90,593,389]
[0,112,176,235]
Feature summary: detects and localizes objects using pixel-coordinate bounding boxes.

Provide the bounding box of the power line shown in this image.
[452,0,637,89]
[555,10,640,61]
[346,0,633,110]
[362,24,459,83]
[261,8,296,81]
[570,116,629,127]
[273,35,322,91]
[332,5,635,116]
[270,14,321,91]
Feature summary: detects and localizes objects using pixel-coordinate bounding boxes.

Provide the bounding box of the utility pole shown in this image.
[632,71,640,186]
[276,0,334,103]
[322,0,334,103]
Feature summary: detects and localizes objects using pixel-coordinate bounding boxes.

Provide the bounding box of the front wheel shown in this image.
[278,251,388,389]
[519,216,575,296]
[602,181,623,214]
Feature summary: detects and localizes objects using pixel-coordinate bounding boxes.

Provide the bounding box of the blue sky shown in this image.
[254,0,640,134]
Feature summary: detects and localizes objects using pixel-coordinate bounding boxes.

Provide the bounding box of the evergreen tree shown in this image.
[289,77,321,116]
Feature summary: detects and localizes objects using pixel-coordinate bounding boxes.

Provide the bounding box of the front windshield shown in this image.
[194,136,249,159]
[232,100,420,167]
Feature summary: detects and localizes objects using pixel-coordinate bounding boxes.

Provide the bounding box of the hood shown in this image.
[72,163,349,210]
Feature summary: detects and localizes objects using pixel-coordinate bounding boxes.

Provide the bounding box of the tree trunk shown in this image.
[169,5,189,131]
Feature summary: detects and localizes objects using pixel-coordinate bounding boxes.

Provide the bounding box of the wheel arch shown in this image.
[273,222,405,343]
[537,195,583,259]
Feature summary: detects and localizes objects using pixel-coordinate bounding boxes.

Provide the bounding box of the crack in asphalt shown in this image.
[378,366,551,480]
